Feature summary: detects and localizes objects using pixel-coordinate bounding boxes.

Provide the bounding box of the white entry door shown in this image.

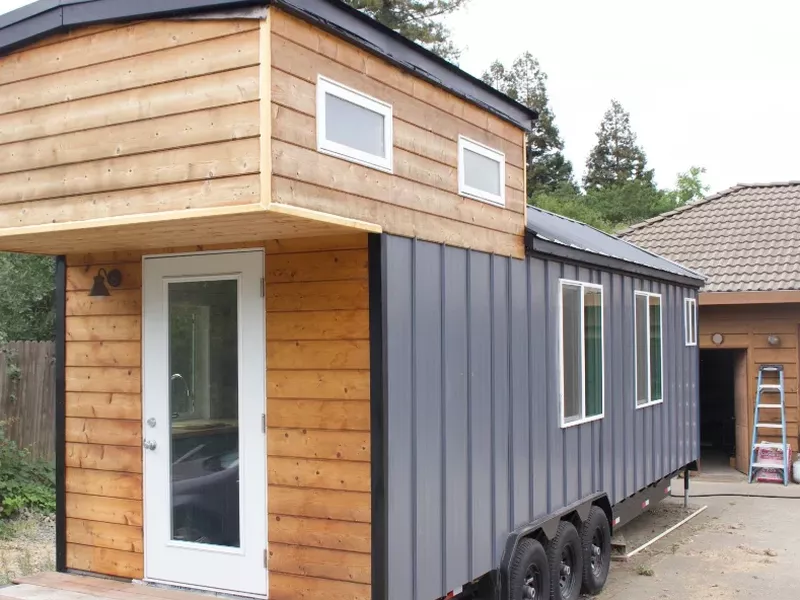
[142,251,267,597]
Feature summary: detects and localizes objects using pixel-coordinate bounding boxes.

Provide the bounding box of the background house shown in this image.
[621,182,800,473]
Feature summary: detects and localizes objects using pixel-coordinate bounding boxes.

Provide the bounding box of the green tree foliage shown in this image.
[670,165,710,205]
[0,423,55,517]
[482,52,575,197]
[0,253,55,343]
[584,99,654,190]
[344,0,469,61]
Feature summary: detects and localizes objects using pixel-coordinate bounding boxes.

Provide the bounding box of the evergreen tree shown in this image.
[344,0,469,61]
[482,52,574,198]
[584,99,654,190]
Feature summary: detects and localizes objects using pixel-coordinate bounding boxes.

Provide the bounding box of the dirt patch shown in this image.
[0,512,55,584]
[611,501,703,556]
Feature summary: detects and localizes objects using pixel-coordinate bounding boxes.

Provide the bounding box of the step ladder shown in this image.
[748,364,789,486]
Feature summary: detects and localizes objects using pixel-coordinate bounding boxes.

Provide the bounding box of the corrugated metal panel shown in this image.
[383,235,700,600]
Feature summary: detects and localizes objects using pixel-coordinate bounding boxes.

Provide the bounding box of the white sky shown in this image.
[2,0,799,193]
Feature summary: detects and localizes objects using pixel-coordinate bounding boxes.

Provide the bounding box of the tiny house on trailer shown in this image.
[0,1,701,599]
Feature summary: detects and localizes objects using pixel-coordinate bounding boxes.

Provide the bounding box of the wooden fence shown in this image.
[0,341,55,461]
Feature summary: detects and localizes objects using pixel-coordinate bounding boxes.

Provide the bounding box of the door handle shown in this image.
[143,439,157,451]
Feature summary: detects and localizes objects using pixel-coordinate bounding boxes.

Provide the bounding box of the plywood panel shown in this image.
[65,544,143,579]
[268,487,370,523]
[66,443,142,473]
[268,456,370,492]
[268,543,370,584]
[65,392,141,421]
[66,518,143,553]
[65,493,142,527]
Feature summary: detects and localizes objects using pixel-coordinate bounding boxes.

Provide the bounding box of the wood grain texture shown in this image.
[268,486,370,523]
[66,342,141,368]
[65,493,142,527]
[65,393,141,420]
[268,456,370,492]
[65,367,141,394]
[66,518,143,553]
[268,399,370,431]
[267,340,369,370]
[268,573,369,600]
[268,542,370,584]
[65,544,144,579]
[65,468,143,500]
[65,418,142,447]
[266,310,368,340]
[268,515,370,553]
[66,317,141,342]
[66,443,142,473]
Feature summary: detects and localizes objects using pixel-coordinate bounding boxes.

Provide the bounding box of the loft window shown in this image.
[635,291,663,407]
[559,280,604,427]
[684,297,697,346]
[316,76,393,172]
[458,136,505,207]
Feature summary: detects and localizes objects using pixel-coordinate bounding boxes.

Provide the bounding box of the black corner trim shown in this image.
[54,255,67,572]
[529,237,704,288]
[367,233,387,600]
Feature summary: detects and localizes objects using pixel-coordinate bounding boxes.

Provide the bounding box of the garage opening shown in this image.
[699,349,748,475]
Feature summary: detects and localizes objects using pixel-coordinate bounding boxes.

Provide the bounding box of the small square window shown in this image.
[559,280,605,427]
[635,291,663,408]
[316,76,393,172]
[458,136,505,206]
[684,297,697,346]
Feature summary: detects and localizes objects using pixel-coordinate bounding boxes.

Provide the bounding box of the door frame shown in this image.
[141,248,267,596]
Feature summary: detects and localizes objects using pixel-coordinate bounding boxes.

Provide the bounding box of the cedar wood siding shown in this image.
[63,234,371,599]
[699,304,800,449]
[269,10,527,259]
[0,19,262,230]
[381,235,700,600]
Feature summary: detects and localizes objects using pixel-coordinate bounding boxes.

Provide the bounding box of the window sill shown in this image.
[636,399,664,410]
[560,413,604,429]
[318,145,394,174]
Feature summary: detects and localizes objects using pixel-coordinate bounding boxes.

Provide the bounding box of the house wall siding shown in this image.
[63,234,371,598]
[382,234,699,600]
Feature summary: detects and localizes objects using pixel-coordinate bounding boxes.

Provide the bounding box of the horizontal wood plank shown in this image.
[267,369,370,400]
[66,291,141,317]
[269,573,369,600]
[66,518,143,553]
[67,264,141,291]
[268,486,370,523]
[269,542,370,584]
[266,280,369,312]
[66,342,141,368]
[264,234,367,254]
[66,316,141,342]
[0,66,258,146]
[65,493,142,526]
[0,138,259,206]
[268,399,370,431]
[267,340,369,370]
[65,392,141,420]
[66,442,142,473]
[266,249,367,283]
[65,367,141,394]
[1,30,259,115]
[267,428,370,462]
[65,468,142,500]
[66,418,141,447]
[268,456,370,492]
[268,515,370,553]
[266,310,368,341]
[65,543,143,579]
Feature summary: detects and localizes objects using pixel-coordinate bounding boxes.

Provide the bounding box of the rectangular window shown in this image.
[458,136,505,207]
[560,280,604,427]
[684,297,697,346]
[316,76,393,172]
[635,291,663,407]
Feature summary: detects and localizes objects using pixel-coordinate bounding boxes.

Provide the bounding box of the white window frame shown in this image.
[684,297,697,346]
[558,279,605,428]
[316,75,393,173]
[634,291,664,408]
[458,135,506,207]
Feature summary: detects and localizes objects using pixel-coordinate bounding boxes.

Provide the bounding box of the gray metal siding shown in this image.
[383,235,700,600]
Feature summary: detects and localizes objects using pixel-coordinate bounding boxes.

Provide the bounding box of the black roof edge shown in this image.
[0,0,537,131]
[525,232,704,288]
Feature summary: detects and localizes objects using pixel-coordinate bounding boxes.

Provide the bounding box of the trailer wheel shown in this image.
[546,521,582,600]
[580,507,611,595]
[508,537,549,600]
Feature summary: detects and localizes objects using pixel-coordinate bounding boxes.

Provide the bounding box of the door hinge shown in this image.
[261,413,266,433]
[260,277,265,298]
[264,549,269,568]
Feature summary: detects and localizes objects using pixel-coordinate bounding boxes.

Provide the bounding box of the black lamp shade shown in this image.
[89,275,110,297]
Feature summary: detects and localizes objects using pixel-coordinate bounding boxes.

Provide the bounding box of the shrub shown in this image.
[0,423,55,517]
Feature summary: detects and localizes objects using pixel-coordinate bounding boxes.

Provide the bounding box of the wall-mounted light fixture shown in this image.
[89,268,123,297]
[767,334,781,347]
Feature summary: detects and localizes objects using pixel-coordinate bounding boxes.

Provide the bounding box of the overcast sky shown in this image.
[2,0,799,193]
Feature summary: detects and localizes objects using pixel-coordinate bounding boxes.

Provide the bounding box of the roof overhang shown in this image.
[0,0,537,130]
[699,290,800,306]
[526,232,705,288]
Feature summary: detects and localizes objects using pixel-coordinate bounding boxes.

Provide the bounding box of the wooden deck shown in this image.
[7,574,222,600]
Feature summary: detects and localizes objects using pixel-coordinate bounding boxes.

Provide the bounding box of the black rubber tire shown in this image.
[580,507,612,595]
[546,521,583,600]
[508,537,550,600]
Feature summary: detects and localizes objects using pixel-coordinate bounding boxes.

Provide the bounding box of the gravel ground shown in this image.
[0,513,55,585]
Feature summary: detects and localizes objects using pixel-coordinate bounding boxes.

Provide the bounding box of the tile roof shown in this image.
[526,206,704,284]
[619,182,800,292]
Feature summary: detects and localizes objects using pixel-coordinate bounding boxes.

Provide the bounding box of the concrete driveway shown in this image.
[597,479,800,599]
